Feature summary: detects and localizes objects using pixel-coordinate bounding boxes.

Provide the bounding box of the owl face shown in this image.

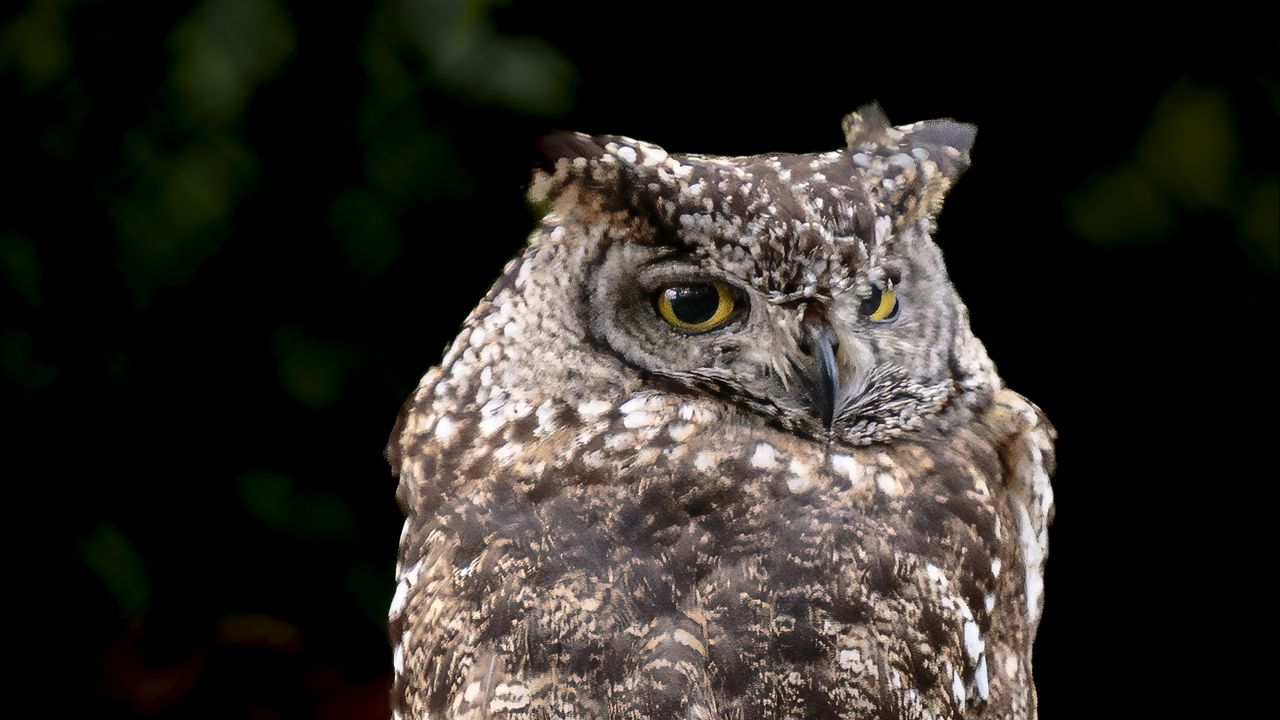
[531,106,992,446]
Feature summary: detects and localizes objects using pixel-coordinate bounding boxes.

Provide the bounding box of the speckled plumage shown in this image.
[386,106,1056,719]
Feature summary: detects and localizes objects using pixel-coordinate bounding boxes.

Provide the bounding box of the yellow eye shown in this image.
[860,283,899,322]
[656,282,737,332]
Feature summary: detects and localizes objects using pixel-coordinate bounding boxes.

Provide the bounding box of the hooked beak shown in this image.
[801,322,840,429]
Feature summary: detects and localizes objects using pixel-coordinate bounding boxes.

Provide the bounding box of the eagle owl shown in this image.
[386,105,1056,719]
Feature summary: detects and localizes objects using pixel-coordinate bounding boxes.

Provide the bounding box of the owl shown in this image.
[385,105,1056,719]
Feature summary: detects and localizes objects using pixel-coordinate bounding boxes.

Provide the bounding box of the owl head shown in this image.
[510,105,996,448]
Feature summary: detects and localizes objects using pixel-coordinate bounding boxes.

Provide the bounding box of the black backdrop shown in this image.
[5,3,1276,717]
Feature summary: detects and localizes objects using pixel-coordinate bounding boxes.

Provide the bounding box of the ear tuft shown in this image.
[842,103,977,231]
[905,118,977,166]
[842,101,892,148]
[527,132,673,237]
[528,131,611,207]
[533,132,608,174]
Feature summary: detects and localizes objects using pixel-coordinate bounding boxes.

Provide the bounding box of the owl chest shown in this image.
[398,381,1032,717]
[416,400,1006,635]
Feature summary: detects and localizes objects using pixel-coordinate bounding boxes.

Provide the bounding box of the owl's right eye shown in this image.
[654,282,737,333]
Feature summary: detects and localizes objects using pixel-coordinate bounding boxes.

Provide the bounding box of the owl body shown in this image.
[388,107,1055,719]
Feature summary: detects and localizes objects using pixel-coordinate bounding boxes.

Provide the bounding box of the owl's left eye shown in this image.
[655,282,737,333]
[860,283,899,322]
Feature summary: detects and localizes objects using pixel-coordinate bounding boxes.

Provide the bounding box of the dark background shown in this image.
[4,2,1276,717]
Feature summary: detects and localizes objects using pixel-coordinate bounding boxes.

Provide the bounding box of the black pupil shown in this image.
[665,285,720,325]
[859,286,883,316]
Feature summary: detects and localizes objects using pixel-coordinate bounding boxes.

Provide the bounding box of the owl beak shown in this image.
[801,323,840,430]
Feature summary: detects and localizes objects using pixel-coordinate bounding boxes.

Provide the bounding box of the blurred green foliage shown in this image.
[79,522,153,619]
[0,232,42,306]
[1068,80,1278,270]
[4,0,576,715]
[169,0,296,122]
[236,470,358,540]
[2,0,74,92]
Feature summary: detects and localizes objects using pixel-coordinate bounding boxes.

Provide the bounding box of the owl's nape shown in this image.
[389,106,1055,720]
